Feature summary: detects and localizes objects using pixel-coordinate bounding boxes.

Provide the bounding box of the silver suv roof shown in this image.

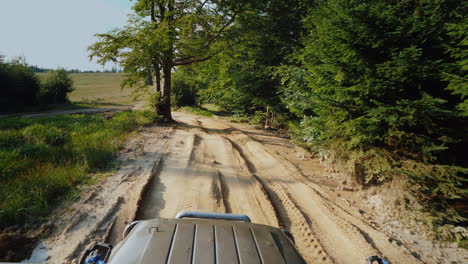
[108,218,305,264]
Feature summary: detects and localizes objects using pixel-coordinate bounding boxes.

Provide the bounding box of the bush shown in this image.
[0,57,41,112]
[171,68,199,107]
[39,69,74,104]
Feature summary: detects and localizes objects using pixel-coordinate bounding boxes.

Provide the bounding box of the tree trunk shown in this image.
[157,64,172,120]
[151,61,161,93]
[152,70,161,93]
[155,1,174,121]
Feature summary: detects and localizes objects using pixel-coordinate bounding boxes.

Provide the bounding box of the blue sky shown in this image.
[0,0,133,70]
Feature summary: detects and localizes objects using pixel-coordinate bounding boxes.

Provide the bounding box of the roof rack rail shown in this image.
[175,211,251,222]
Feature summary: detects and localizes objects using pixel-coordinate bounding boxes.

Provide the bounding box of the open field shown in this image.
[68,73,135,106]
[36,73,137,108]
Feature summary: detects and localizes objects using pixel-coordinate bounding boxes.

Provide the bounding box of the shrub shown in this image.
[0,57,40,112]
[39,69,74,104]
[171,69,199,107]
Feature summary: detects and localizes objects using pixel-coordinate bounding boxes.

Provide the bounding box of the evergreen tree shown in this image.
[281,0,466,163]
[444,19,468,116]
[278,0,467,222]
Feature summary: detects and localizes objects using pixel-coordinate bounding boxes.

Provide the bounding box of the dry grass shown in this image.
[68,73,135,106]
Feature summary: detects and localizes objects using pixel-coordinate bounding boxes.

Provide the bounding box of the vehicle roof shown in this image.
[108,218,306,264]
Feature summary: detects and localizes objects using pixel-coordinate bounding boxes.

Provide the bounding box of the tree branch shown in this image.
[174,41,240,66]
[197,0,209,11]
[151,0,156,22]
[158,2,165,19]
[203,7,243,48]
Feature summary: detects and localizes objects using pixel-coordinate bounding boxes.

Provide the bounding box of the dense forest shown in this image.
[91,0,467,230]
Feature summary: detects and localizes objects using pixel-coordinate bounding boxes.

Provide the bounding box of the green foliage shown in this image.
[0,110,154,227]
[190,0,310,124]
[281,0,466,161]
[144,92,165,121]
[39,69,75,104]
[251,111,267,127]
[89,0,246,119]
[443,20,468,116]
[277,0,468,223]
[22,124,68,146]
[0,56,40,112]
[0,57,76,112]
[171,67,201,107]
[399,161,468,224]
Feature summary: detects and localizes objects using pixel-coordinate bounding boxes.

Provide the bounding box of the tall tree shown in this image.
[89,0,244,120]
[278,0,467,223]
[192,0,311,116]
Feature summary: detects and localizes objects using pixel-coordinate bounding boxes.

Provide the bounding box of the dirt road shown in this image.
[133,112,420,263]
[27,112,466,264]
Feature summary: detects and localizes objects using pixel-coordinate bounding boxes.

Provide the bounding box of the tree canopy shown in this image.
[89,0,246,120]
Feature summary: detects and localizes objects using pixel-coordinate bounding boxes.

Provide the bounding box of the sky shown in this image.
[0,0,133,71]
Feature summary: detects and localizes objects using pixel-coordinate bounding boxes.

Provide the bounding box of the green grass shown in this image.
[0,110,158,227]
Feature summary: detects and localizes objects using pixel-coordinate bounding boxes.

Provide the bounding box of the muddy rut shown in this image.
[131,113,420,264]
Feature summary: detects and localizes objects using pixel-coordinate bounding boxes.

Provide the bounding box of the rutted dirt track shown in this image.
[29,112,466,264]
[133,112,420,264]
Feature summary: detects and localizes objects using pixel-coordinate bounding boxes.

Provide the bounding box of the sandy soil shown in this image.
[21,112,467,264]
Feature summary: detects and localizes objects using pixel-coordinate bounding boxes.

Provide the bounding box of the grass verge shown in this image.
[0,110,158,228]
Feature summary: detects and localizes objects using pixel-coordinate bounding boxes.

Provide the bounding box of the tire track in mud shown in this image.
[196,117,334,262]
[135,127,224,219]
[214,170,231,213]
[266,180,334,264]
[36,125,173,264]
[246,135,422,264]
[198,118,351,262]
[131,113,422,264]
[134,115,279,227]
[195,123,280,226]
[223,136,332,263]
[195,116,422,264]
